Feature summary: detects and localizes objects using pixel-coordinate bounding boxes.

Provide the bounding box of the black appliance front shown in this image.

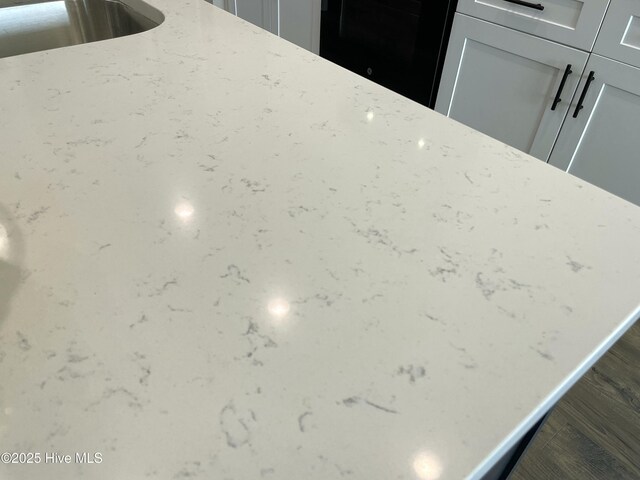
[320,0,457,109]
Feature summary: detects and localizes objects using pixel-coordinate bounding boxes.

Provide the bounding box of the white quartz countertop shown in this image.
[1,1,640,479]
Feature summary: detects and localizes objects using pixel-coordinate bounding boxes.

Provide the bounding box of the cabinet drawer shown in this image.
[594,0,640,68]
[457,0,609,50]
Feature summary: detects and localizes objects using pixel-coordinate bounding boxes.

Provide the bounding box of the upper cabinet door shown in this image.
[435,14,589,161]
[594,0,640,68]
[457,0,610,50]
[548,54,640,206]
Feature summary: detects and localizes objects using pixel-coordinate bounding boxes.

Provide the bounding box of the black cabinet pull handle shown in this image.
[504,0,545,11]
[551,64,572,111]
[573,71,595,118]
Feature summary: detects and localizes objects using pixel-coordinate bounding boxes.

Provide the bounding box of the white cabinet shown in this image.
[210,0,230,11]
[212,0,321,54]
[437,2,640,206]
[235,0,279,35]
[279,0,321,54]
[435,14,588,161]
[548,55,640,206]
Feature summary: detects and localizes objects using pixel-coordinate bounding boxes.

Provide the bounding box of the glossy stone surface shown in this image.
[0,1,639,479]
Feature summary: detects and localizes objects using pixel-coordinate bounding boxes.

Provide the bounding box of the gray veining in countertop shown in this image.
[1,1,640,479]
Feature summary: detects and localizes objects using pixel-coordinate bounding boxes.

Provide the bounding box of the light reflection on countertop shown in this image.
[174,200,195,221]
[366,109,374,122]
[413,451,444,480]
[0,223,8,261]
[267,297,290,319]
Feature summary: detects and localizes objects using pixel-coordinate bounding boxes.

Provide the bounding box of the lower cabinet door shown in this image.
[234,0,279,35]
[435,13,589,162]
[548,55,640,207]
[220,0,320,53]
[279,0,321,54]
[210,0,231,11]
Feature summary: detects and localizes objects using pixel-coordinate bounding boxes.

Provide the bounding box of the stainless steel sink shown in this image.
[0,0,164,59]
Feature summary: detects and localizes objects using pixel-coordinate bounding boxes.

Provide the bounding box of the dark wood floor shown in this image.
[512,321,640,479]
